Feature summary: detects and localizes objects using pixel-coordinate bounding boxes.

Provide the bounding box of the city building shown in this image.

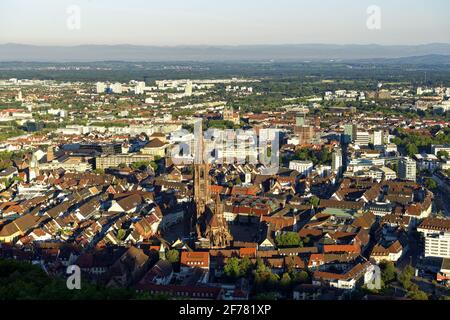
[222,105,240,125]
[294,126,315,145]
[398,157,417,181]
[417,218,450,259]
[432,145,450,156]
[343,124,357,143]
[355,131,370,146]
[184,81,193,96]
[332,148,343,176]
[95,154,155,170]
[96,82,107,94]
[289,160,314,177]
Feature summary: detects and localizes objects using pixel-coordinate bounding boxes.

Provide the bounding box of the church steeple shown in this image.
[193,120,211,219]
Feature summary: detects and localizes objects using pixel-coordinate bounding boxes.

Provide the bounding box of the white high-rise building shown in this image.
[96,82,107,94]
[418,218,450,259]
[16,90,23,102]
[110,83,123,94]
[134,81,146,95]
[355,131,370,146]
[398,157,416,181]
[185,81,193,96]
[372,130,384,146]
[289,160,314,177]
[332,148,343,176]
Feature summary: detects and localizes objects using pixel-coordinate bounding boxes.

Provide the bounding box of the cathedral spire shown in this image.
[193,119,211,219]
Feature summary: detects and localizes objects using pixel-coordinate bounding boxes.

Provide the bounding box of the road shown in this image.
[412,276,450,297]
[436,189,450,216]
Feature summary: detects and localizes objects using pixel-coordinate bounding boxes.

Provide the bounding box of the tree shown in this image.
[437,150,449,159]
[280,273,292,291]
[116,229,126,241]
[130,161,150,171]
[224,257,252,280]
[254,259,279,291]
[240,257,252,276]
[398,265,415,290]
[308,196,320,209]
[0,258,142,300]
[294,148,310,162]
[424,178,438,190]
[182,124,194,132]
[407,288,429,300]
[275,232,302,248]
[318,148,332,165]
[224,257,242,279]
[206,120,235,130]
[150,161,158,171]
[166,250,180,264]
[380,261,397,284]
[301,237,311,246]
[266,273,280,290]
[292,271,309,284]
[406,143,419,157]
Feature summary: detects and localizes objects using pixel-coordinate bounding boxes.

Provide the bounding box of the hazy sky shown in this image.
[0,0,449,46]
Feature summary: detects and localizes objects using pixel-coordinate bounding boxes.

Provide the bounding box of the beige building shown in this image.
[96,154,155,170]
[140,139,169,158]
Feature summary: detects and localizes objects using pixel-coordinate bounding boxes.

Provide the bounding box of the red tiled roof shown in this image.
[180,251,210,268]
[323,244,360,254]
[239,247,257,258]
[231,186,259,196]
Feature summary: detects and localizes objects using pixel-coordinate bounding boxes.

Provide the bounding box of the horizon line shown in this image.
[2,42,450,48]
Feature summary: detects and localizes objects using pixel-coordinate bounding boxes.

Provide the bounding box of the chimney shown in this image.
[47,146,55,162]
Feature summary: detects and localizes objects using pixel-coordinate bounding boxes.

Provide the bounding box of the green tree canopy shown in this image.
[275,232,302,248]
[223,257,253,280]
[166,250,180,264]
[380,261,397,284]
[424,178,438,190]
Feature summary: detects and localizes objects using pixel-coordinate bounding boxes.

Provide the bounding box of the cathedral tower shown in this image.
[193,120,211,218]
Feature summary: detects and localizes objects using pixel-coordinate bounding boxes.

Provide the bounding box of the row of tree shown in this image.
[222,257,310,299]
[0,259,161,300]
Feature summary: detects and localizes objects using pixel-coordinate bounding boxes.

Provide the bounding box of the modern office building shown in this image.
[343,124,357,144]
[289,160,314,177]
[355,131,370,146]
[371,130,384,146]
[294,126,315,145]
[332,147,343,176]
[398,157,417,181]
[418,217,450,259]
[185,81,193,96]
[95,154,155,170]
[96,82,107,94]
